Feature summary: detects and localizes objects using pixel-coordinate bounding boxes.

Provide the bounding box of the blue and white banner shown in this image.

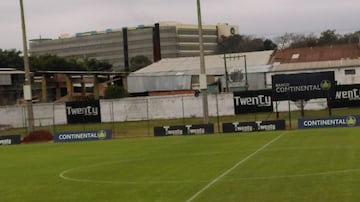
[298,116,360,129]
[54,130,112,143]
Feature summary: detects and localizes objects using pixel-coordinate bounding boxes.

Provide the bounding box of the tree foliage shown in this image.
[275,30,360,49]
[104,85,129,99]
[0,50,112,72]
[30,54,113,72]
[0,49,23,68]
[29,54,83,71]
[130,55,152,72]
[81,58,113,71]
[216,35,277,54]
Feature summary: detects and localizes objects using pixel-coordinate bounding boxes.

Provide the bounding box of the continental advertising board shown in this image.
[298,116,360,129]
[154,124,214,136]
[272,71,335,101]
[222,120,286,133]
[54,130,112,143]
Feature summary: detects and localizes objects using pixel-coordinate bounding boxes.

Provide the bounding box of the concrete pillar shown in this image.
[81,75,86,98]
[93,75,99,100]
[65,75,73,98]
[41,75,48,102]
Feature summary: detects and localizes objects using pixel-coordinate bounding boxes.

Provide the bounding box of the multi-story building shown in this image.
[29,22,239,71]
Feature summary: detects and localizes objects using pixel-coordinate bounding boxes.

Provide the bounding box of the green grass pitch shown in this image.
[1,127,360,201]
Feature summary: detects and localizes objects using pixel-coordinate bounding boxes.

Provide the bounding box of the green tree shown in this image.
[104,85,129,99]
[276,30,360,49]
[81,58,112,71]
[29,54,112,72]
[130,55,152,72]
[0,49,23,68]
[289,34,318,49]
[30,54,83,71]
[216,35,277,54]
[318,29,339,46]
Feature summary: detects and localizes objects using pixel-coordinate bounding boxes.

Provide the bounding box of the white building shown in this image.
[127,50,274,95]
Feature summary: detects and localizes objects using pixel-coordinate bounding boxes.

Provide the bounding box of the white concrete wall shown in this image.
[100,93,235,123]
[0,105,25,128]
[275,99,328,112]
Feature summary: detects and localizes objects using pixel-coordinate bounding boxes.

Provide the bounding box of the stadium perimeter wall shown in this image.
[0,92,329,129]
[0,93,235,128]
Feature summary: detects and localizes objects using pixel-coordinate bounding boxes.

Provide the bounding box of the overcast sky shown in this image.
[1,0,360,51]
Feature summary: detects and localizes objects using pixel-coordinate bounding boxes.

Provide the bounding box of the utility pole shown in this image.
[19,0,35,132]
[196,0,209,124]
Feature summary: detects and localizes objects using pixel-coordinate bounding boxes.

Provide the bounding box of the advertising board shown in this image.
[154,124,214,136]
[330,84,360,108]
[222,120,286,133]
[233,90,273,114]
[0,135,21,145]
[272,71,335,101]
[54,130,112,143]
[298,116,360,129]
[65,100,101,124]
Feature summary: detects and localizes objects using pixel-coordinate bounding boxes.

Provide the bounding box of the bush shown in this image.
[22,130,53,143]
[104,85,129,99]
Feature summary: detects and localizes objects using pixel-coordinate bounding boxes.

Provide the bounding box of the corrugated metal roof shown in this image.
[271,58,360,72]
[130,50,274,76]
[0,68,25,75]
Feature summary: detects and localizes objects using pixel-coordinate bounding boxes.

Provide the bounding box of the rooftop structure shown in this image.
[127,50,274,94]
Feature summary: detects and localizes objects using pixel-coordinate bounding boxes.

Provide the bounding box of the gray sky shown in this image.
[1,0,360,50]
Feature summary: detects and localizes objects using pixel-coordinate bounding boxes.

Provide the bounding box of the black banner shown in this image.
[330,84,360,108]
[222,120,286,133]
[0,135,21,145]
[272,71,335,101]
[234,90,273,114]
[66,100,101,124]
[154,124,214,136]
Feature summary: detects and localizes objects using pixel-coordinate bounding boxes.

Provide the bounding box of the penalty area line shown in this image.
[185,132,287,202]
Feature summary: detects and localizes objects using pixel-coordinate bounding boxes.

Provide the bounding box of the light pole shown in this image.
[19,0,35,132]
[196,0,209,124]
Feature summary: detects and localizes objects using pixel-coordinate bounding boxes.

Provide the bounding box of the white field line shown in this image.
[228,168,360,181]
[185,132,287,202]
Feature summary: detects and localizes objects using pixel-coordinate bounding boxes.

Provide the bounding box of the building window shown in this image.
[344,69,356,75]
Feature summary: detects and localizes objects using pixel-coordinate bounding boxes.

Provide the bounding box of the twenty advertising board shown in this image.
[233,90,273,114]
[154,124,214,137]
[272,71,335,101]
[223,120,286,133]
[330,84,360,108]
[0,135,21,146]
[66,100,101,124]
[54,130,112,143]
[298,116,360,129]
